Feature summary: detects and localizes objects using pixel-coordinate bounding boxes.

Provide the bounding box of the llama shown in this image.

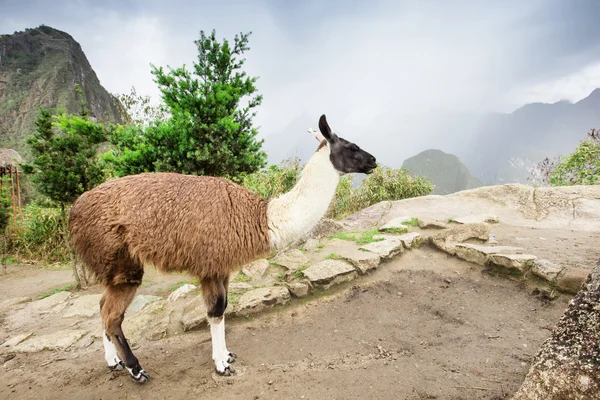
[69,114,377,382]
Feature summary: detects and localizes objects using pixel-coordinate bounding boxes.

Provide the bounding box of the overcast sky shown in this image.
[2,0,600,157]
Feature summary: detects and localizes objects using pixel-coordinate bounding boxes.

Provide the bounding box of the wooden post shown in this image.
[9,165,17,233]
[15,167,21,215]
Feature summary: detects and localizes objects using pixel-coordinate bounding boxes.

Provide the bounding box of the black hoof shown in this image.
[216,365,235,376]
[127,365,150,383]
[227,352,238,363]
[108,361,124,371]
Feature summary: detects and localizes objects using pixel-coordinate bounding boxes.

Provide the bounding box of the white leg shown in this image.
[209,316,235,375]
[103,330,123,370]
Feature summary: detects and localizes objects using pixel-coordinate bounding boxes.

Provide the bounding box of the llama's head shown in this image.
[313,114,377,175]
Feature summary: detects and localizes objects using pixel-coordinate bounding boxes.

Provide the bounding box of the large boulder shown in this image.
[512,259,600,400]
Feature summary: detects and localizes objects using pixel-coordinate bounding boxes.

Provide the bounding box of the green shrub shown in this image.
[243,159,433,220]
[241,157,302,199]
[532,129,600,186]
[550,131,599,186]
[9,203,69,263]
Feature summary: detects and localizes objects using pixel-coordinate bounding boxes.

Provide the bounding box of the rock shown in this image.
[123,300,169,343]
[397,232,423,249]
[488,254,537,272]
[556,268,591,294]
[303,260,358,289]
[286,282,310,298]
[29,291,72,313]
[127,295,162,313]
[307,218,343,239]
[236,287,290,315]
[417,217,448,229]
[531,259,564,282]
[0,296,32,311]
[303,238,320,251]
[181,296,207,332]
[487,233,499,245]
[342,250,381,274]
[229,282,253,291]
[270,249,310,271]
[512,259,600,400]
[1,332,34,348]
[168,284,197,302]
[13,329,88,353]
[62,294,102,318]
[380,216,412,231]
[429,222,491,255]
[454,243,525,265]
[453,214,499,224]
[359,239,404,259]
[242,259,269,280]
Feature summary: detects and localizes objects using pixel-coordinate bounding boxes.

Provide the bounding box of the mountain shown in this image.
[401,149,483,195]
[461,89,600,185]
[0,25,125,158]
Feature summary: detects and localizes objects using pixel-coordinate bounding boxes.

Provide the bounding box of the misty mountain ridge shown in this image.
[264,89,600,186]
[401,149,482,195]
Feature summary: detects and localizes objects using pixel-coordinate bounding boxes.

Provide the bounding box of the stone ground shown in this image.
[0,184,599,400]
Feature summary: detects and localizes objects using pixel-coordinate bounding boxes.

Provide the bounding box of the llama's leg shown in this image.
[202,276,236,375]
[100,283,149,383]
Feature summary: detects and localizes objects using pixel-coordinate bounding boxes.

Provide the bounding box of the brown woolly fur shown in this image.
[69,172,271,286]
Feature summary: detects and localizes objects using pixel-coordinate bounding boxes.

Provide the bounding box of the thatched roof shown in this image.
[0,148,23,169]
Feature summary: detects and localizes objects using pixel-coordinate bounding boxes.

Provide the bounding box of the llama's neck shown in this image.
[267,145,340,250]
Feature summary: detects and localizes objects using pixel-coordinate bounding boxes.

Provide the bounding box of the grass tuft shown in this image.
[329,229,384,245]
[38,283,75,299]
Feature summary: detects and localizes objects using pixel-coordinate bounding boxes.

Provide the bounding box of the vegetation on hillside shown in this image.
[0,25,124,159]
[20,91,113,287]
[401,149,482,195]
[531,129,600,186]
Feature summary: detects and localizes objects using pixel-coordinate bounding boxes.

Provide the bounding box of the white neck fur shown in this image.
[267,144,340,250]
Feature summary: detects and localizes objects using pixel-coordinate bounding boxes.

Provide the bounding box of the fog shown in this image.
[3,0,600,166]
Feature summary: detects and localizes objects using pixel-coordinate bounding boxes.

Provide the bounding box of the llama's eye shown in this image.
[349,144,359,152]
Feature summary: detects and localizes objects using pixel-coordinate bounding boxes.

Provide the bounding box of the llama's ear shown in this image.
[319,114,338,142]
[307,128,325,143]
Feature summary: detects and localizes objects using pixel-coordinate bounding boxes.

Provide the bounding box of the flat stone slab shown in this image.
[303,260,358,288]
[0,296,32,311]
[286,282,310,298]
[556,268,591,294]
[236,287,290,315]
[530,259,564,282]
[270,249,310,271]
[418,217,449,229]
[29,291,72,313]
[229,282,253,291]
[454,243,525,265]
[430,223,491,255]
[359,239,404,259]
[2,332,34,348]
[380,216,412,231]
[124,300,169,343]
[62,294,102,318]
[322,238,381,274]
[242,259,269,280]
[453,214,499,224]
[168,284,197,302]
[13,329,88,353]
[489,253,537,272]
[128,295,162,313]
[181,296,207,332]
[397,232,423,248]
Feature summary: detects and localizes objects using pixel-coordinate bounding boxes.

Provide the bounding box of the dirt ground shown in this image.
[1,246,572,400]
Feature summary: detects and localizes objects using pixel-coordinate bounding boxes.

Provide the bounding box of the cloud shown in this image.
[2,0,600,164]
